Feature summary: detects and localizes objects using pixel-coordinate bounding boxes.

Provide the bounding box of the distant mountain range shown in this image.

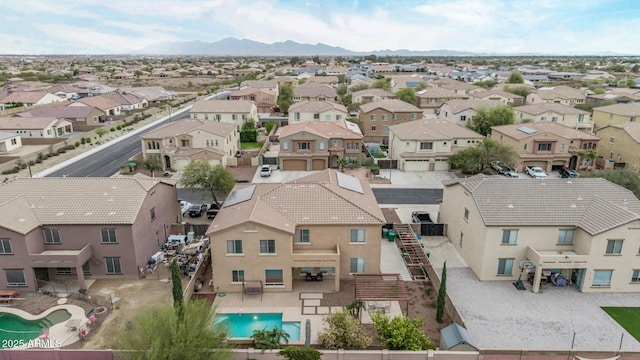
[133,37,483,56]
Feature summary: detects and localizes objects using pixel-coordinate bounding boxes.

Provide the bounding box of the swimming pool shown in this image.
[0,309,71,347]
[215,313,300,341]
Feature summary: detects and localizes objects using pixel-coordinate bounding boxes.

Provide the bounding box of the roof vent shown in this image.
[108,211,116,215]
[18,218,25,223]
[55,212,64,216]
[570,204,577,208]
[85,212,93,216]
[577,196,583,201]
[566,181,573,184]
[507,204,514,208]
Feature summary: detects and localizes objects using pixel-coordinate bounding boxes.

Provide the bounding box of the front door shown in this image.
[571,268,584,290]
[34,268,49,282]
[164,155,171,170]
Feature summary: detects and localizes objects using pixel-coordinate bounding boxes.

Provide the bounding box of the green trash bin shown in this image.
[388,230,396,242]
[382,228,389,239]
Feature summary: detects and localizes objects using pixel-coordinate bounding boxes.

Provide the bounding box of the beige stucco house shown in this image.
[351,88,398,104]
[190,100,258,125]
[141,118,240,171]
[592,103,640,129]
[359,99,423,144]
[438,100,503,126]
[490,122,600,172]
[526,86,586,106]
[389,119,484,171]
[292,82,337,103]
[430,78,483,95]
[277,120,363,170]
[288,101,348,123]
[416,88,469,114]
[0,131,22,153]
[440,175,640,293]
[0,91,65,107]
[207,170,385,293]
[471,90,525,106]
[514,103,593,133]
[229,87,277,114]
[595,122,640,171]
[0,116,73,138]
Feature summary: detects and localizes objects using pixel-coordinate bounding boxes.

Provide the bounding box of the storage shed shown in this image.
[439,323,478,351]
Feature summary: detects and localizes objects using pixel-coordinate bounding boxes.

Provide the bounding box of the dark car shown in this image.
[559,167,579,178]
[188,204,208,217]
[207,203,220,219]
[411,211,434,224]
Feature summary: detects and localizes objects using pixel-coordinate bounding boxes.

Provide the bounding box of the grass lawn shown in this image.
[240,142,263,150]
[602,307,640,342]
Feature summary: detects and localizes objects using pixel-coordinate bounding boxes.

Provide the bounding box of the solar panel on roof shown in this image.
[223,185,256,207]
[336,172,363,194]
[517,126,538,134]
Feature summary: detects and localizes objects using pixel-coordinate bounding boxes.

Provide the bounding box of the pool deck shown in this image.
[0,304,90,349]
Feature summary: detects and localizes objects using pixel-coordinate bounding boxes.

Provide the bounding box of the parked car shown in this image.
[559,167,579,178]
[502,170,520,178]
[188,204,208,217]
[179,200,192,215]
[490,161,505,172]
[260,164,272,177]
[525,166,548,179]
[207,203,220,219]
[412,211,434,224]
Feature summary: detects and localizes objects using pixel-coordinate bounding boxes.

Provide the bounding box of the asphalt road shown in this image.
[372,188,443,204]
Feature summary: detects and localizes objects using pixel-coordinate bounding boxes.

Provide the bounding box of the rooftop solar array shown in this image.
[223,185,256,207]
[336,172,363,194]
[517,126,538,135]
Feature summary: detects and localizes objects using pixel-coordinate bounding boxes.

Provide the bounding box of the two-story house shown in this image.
[0,116,73,138]
[0,175,179,292]
[514,103,593,133]
[359,99,423,144]
[229,87,277,114]
[287,101,348,124]
[470,90,525,106]
[207,169,385,293]
[389,119,484,171]
[190,100,258,125]
[595,122,640,171]
[141,118,240,171]
[526,86,586,106]
[438,100,503,126]
[350,89,397,105]
[416,88,470,114]
[490,122,600,172]
[16,105,104,131]
[440,176,640,293]
[429,78,484,95]
[592,103,640,129]
[292,82,337,103]
[277,120,363,170]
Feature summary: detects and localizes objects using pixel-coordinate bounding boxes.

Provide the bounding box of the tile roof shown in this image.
[17,105,101,118]
[472,90,524,100]
[208,169,384,234]
[0,91,59,104]
[593,102,640,116]
[101,93,146,106]
[416,87,467,99]
[389,118,483,140]
[142,118,236,139]
[293,82,337,98]
[0,116,60,130]
[441,99,503,113]
[351,88,397,98]
[240,80,278,89]
[444,175,640,235]
[288,101,347,114]
[534,86,586,100]
[190,100,256,113]
[0,175,175,234]
[602,122,640,143]
[77,96,120,111]
[0,131,19,141]
[491,122,599,140]
[229,87,276,97]
[278,120,363,139]
[515,103,589,116]
[359,99,422,113]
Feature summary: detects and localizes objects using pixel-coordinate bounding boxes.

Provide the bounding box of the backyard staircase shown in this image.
[392,223,430,281]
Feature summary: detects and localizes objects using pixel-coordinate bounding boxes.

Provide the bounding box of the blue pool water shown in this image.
[0,309,71,346]
[215,313,300,341]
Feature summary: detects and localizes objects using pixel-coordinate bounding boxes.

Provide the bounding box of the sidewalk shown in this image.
[370,170,457,189]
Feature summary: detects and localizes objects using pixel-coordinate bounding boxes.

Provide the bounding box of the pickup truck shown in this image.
[525,166,547,179]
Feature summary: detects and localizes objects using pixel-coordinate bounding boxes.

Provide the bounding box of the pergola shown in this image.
[353,274,411,315]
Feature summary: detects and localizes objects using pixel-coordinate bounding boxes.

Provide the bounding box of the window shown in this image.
[537,143,552,151]
[294,112,300,121]
[242,114,247,120]
[0,239,12,254]
[297,229,310,243]
[370,114,376,121]
[265,269,283,286]
[459,232,463,248]
[226,240,243,254]
[382,126,389,134]
[592,270,612,287]
[609,137,615,144]
[551,116,558,123]
[298,142,310,150]
[411,113,417,119]
[392,113,398,120]
[282,142,288,150]
[101,228,117,244]
[350,258,365,273]
[420,142,433,150]
[10,138,16,145]
[260,240,276,254]
[460,115,466,121]
[232,270,245,283]
[320,142,325,150]
[150,207,156,221]
[497,258,514,275]
[632,270,640,283]
[381,114,387,121]
[371,126,376,131]
[82,261,91,275]
[501,230,518,245]
[232,114,237,120]
[557,229,575,245]
[324,114,331,121]
[56,268,72,275]
[523,144,528,150]
[560,143,565,150]
[336,115,342,120]
[313,113,320,119]
[350,229,365,243]
[606,239,623,255]
[43,228,61,244]
[463,208,469,221]
[578,114,584,123]
[5,269,26,287]
[181,139,189,147]
[105,257,122,274]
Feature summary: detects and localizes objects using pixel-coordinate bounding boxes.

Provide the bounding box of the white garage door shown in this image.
[434,159,449,171]
[404,159,430,171]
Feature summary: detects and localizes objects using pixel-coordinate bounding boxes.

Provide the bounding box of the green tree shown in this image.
[372,78,392,92]
[503,85,532,98]
[350,83,370,92]
[337,74,346,84]
[170,259,184,320]
[336,84,348,97]
[143,155,163,177]
[95,128,107,138]
[448,139,518,174]
[415,82,430,91]
[180,161,236,207]
[506,71,525,84]
[585,168,640,199]
[473,79,497,89]
[278,83,294,114]
[251,326,290,349]
[578,149,599,173]
[467,105,515,136]
[396,87,417,105]
[370,313,435,350]
[436,262,446,323]
[278,346,321,360]
[115,300,230,360]
[264,121,275,134]
[317,310,371,349]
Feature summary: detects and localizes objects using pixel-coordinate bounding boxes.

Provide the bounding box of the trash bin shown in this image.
[425,251,431,258]
[382,228,389,239]
[388,230,396,242]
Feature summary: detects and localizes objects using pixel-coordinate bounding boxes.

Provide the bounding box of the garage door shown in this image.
[311,159,326,170]
[523,161,548,170]
[282,159,307,171]
[404,159,429,171]
[434,159,449,171]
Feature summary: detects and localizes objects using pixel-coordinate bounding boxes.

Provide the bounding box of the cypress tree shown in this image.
[436,262,446,323]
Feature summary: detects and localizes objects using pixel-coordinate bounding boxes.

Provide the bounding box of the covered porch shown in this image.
[30,244,94,294]
[526,246,589,293]
[291,245,340,292]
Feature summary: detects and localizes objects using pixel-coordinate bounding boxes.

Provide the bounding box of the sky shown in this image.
[1,0,639,55]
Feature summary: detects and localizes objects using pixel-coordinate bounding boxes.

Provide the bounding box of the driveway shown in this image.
[372,188,443,204]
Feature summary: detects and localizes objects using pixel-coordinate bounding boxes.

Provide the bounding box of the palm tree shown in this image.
[251,326,290,349]
[578,149,599,173]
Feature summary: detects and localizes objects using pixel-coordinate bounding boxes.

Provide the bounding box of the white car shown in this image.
[179,200,192,215]
[526,166,548,179]
[260,165,272,177]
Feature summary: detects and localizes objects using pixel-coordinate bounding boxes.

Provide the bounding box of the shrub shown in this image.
[317,310,371,350]
[278,346,321,360]
[57,148,66,154]
[85,137,91,144]
[371,313,435,350]
[110,127,116,132]
[67,145,75,150]
[425,287,432,296]
[75,141,81,148]
[28,160,35,166]
[430,300,437,308]
[80,138,86,145]
[117,125,122,130]
[35,158,42,164]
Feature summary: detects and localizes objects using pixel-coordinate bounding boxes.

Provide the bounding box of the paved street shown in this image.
[372,188,443,204]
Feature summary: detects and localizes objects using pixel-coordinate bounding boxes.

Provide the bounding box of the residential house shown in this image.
[68,81,117,98]
[229,87,277,113]
[46,84,81,100]
[438,100,503,126]
[359,99,423,144]
[430,78,483,95]
[0,117,73,138]
[0,175,179,292]
[440,175,640,293]
[470,90,525,106]
[119,86,176,104]
[101,93,148,111]
[389,119,484,171]
[586,92,640,107]
[207,169,385,293]
[16,105,103,131]
[240,80,279,93]
[514,103,593,133]
[594,122,640,171]
[347,77,375,90]
[350,89,397,104]
[307,76,339,86]
[388,74,430,91]
[71,96,121,118]
[141,118,240,171]
[277,120,363,170]
[288,101,348,123]
[190,100,258,125]
[0,132,22,153]
[416,88,470,114]
[0,91,64,107]
[292,82,337,103]
[526,86,586,106]
[490,122,600,172]
[592,103,640,129]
